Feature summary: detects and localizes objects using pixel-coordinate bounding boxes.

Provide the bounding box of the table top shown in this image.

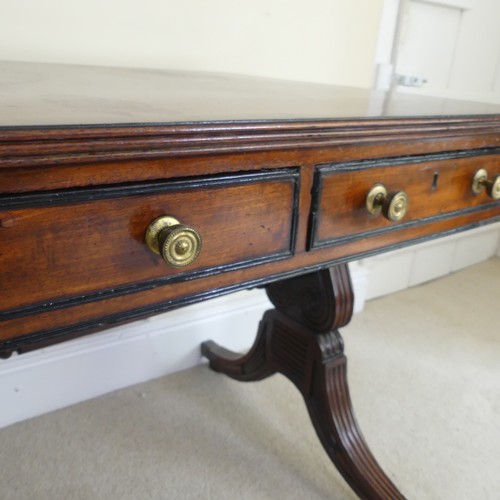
[2,60,500,129]
[1,61,499,357]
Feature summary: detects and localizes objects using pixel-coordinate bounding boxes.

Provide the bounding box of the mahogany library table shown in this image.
[1,61,500,499]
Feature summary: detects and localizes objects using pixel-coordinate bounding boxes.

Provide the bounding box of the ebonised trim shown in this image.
[312,203,500,249]
[2,215,499,359]
[0,168,298,210]
[314,147,499,175]
[309,148,500,250]
[0,168,300,320]
[0,253,293,322]
[2,117,499,169]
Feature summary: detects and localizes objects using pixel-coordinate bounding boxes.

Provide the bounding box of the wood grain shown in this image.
[0,171,298,315]
[311,151,500,248]
[1,61,499,356]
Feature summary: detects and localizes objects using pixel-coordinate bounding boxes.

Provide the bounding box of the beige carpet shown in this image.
[1,259,499,500]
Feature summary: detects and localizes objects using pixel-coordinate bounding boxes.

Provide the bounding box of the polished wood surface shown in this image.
[1,61,499,499]
[0,171,297,314]
[1,63,499,354]
[2,61,500,127]
[311,151,500,249]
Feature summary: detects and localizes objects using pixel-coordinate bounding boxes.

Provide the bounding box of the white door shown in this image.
[363,0,500,299]
[392,0,500,104]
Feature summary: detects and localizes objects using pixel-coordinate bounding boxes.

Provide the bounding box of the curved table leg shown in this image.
[201,317,276,382]
[305,329,404,500]
[202,265,405,499]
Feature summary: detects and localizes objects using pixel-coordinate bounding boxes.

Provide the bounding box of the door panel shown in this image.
[393,0,500,104]
[396,1,461,91]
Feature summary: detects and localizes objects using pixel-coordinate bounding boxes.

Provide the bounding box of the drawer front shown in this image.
[310,152,500,249]
[0,169,298,318]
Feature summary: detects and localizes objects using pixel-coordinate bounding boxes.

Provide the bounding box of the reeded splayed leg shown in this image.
[201,264,405,500]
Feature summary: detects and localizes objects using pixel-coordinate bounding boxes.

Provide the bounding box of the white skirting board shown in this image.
[359,222,500,300]
[1,223,499,429]
[0,264,367,429]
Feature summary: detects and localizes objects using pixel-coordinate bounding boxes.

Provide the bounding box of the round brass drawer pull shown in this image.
[145,215,202,268]
[366,184,409,222]
[472,169,500,200]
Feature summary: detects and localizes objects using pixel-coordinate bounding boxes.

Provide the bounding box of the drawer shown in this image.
[0,169,299,318]
[310,152,500,249]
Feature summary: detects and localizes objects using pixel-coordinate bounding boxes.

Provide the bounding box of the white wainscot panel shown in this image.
[360,222,500,299]
[452,226,500,271]
[0,264,370,429]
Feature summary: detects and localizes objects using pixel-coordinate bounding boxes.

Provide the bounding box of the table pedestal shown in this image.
[202,264,405,499]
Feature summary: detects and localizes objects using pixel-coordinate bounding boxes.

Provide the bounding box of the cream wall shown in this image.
[0,0,383,88]
[1,0,385,428]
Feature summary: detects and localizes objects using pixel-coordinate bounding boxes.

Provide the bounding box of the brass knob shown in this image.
[471,169,500,200]
[366,184,409,222]
[145,215,202,268]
